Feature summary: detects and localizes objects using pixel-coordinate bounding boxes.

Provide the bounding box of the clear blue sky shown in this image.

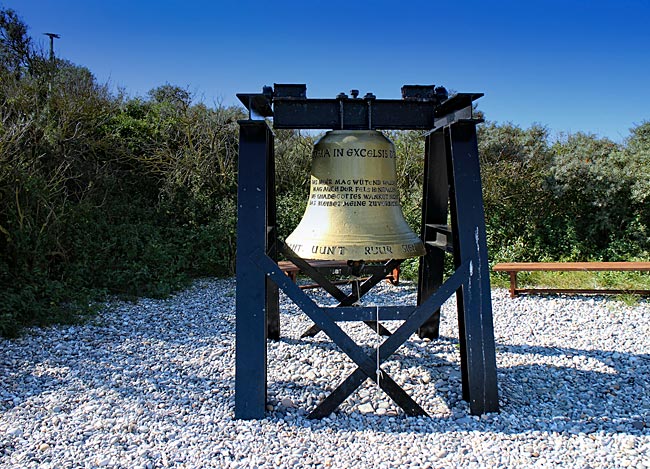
[5,0,649,142]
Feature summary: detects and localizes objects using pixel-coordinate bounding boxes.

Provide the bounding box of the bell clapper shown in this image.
[375,304,383,391]
[347,260,365,279]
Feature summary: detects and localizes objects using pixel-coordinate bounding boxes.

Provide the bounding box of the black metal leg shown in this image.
[417,131,449,339]
[447,121,499,414]
[266,277,280,340]
[235,121,273,419]
[266,134,280,340]
[445,125,469,401]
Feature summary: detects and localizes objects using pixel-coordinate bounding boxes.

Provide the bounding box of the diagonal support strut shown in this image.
[252,250,427,416]
[308,261,470,418]
[252,249,471,418]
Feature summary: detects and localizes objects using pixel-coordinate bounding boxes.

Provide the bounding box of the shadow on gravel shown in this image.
[0,338,236,415]
[494,342,649,434]
[3,282,648,440]
[0,309,237,414]
[4,326,648,439]
[267,334,649,437]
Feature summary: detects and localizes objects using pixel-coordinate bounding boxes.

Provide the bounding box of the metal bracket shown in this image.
[278,242,401,338]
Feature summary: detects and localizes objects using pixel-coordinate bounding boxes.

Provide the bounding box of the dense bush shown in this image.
[478,123,650,263]
[1,7,649,336]
[0,8,245,336]
[478,123,556,260]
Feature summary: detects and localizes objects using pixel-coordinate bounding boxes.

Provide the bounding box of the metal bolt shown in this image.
[336,92,348,99]
[363,92,376,100]
[350,89,359,99]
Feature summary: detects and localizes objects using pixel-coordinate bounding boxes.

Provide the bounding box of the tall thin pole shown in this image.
[44,33,60,61]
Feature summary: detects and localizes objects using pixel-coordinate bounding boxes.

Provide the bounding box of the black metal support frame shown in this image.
[235,84,498,419]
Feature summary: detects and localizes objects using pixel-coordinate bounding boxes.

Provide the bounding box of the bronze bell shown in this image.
[285,130,426,261]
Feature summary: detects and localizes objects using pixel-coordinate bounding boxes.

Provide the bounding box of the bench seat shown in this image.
[492,262,650,297]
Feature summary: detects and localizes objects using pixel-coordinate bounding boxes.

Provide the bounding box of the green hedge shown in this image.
[1,7,649,336]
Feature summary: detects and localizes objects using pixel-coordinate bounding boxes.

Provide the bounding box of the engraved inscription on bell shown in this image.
[285,130,426,261]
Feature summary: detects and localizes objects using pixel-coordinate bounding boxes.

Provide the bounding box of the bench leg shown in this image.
[509,271,517,298]
[386,266,400,286]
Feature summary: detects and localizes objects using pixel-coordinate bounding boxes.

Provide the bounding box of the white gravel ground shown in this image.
[1,278,649,468]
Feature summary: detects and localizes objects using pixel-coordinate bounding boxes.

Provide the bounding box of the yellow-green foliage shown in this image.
[2,6,649,336]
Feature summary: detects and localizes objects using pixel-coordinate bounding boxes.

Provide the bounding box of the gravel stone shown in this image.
[1,278,649,468]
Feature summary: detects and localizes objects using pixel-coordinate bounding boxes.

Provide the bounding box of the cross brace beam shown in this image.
[252,249,471,417]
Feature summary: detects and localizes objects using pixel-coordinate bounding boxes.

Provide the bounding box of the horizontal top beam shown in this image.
[237,84,482,130]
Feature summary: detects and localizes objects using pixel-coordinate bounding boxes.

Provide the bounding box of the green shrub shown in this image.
[2,6,650,337]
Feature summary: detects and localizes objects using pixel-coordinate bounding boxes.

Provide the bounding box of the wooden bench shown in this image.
[492,262,650,298]
[278,260,400,289]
